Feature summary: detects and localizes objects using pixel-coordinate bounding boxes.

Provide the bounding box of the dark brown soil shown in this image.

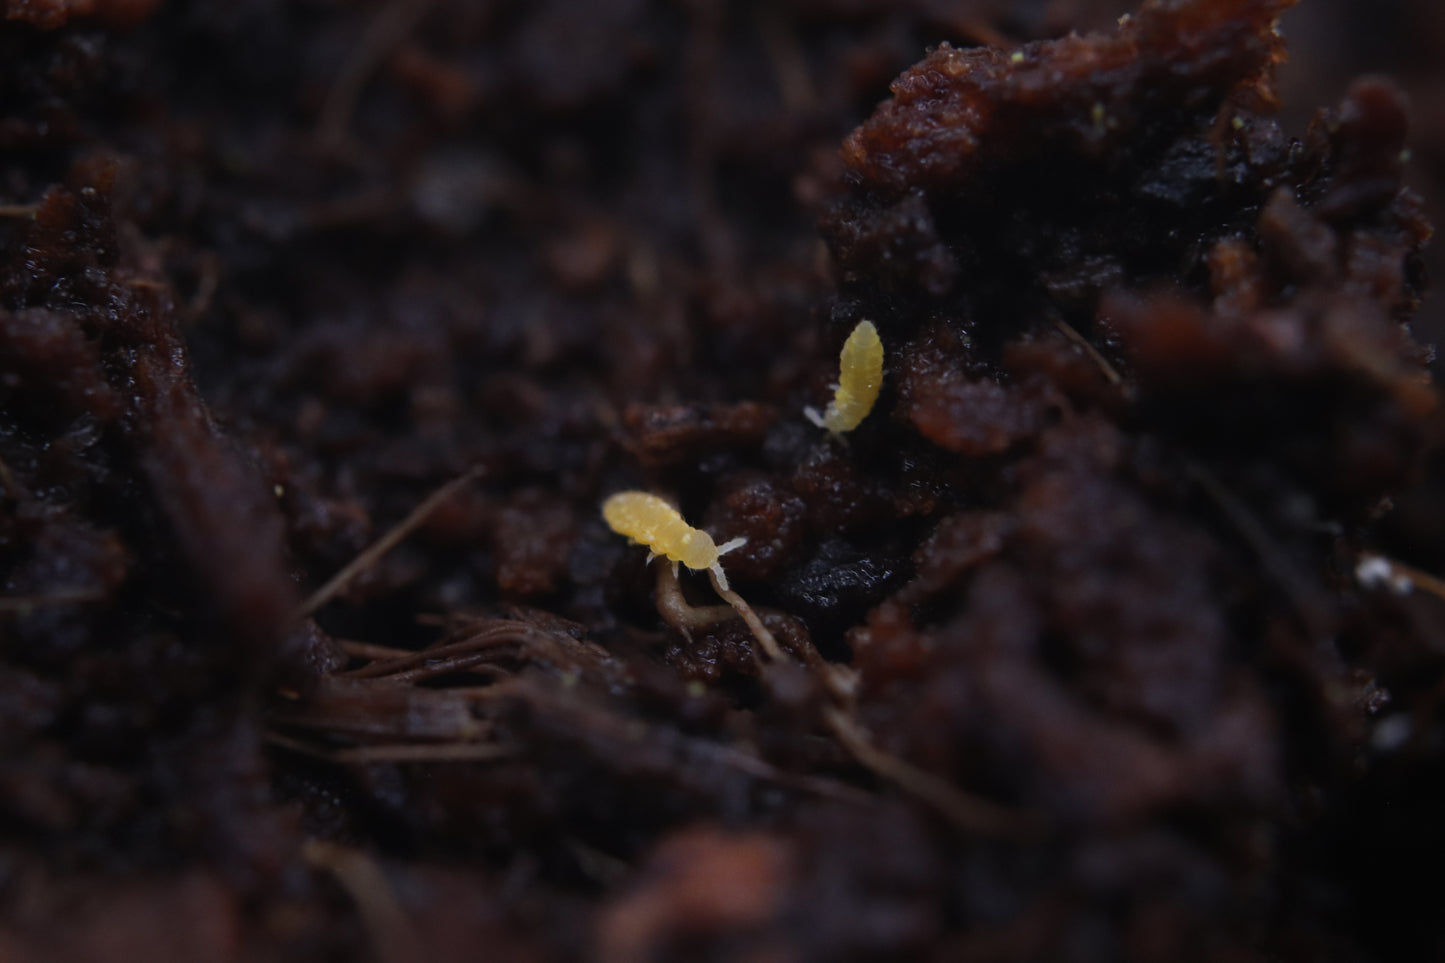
[2,0,1444,960]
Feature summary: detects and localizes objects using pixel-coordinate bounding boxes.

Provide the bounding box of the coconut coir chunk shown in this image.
[818,0,1439,959]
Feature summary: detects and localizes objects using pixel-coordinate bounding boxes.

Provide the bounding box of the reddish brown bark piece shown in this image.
[841,0,1294,197]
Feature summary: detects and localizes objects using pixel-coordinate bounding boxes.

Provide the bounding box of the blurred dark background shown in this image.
[1279,0,1445,351]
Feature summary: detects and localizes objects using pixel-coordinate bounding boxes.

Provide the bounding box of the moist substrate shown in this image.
[2,0,1444,960]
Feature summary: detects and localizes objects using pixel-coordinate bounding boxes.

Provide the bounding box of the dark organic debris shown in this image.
[3,0,1445,961]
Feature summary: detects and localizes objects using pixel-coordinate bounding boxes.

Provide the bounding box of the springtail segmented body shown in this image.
[602,491,745,588]
[806,319,883,433]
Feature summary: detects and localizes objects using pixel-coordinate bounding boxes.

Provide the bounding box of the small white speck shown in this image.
[1371,714,1412,753]
[1356,554,1412,595]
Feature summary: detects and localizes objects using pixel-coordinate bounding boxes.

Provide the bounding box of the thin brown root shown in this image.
[315,0,435,152]
[659,564,855,699]
[268,731,511,765]
[341,619,595,683]
[338,638,417,661]
[811,659,859,705]
[302,840,423,962]
[1186,461,1333,636]
[823,706,1035,838]
[348,650,514,686]
[510,678,874,805]
[1053,317,1125,387]
[654,562,736,634]
[0,586,108,614]
[0,204,38,219]
[756,8,816,113]
[690,738,874,806]
[293,466,483,622]
[707,568,786,662]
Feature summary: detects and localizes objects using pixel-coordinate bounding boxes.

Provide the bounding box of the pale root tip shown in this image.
[804,406,825,429]
[709,563,730,592]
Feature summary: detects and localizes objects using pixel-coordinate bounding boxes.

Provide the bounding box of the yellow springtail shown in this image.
[806,320,883,433]
[602,491,745,588]
[602,490,783,660]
